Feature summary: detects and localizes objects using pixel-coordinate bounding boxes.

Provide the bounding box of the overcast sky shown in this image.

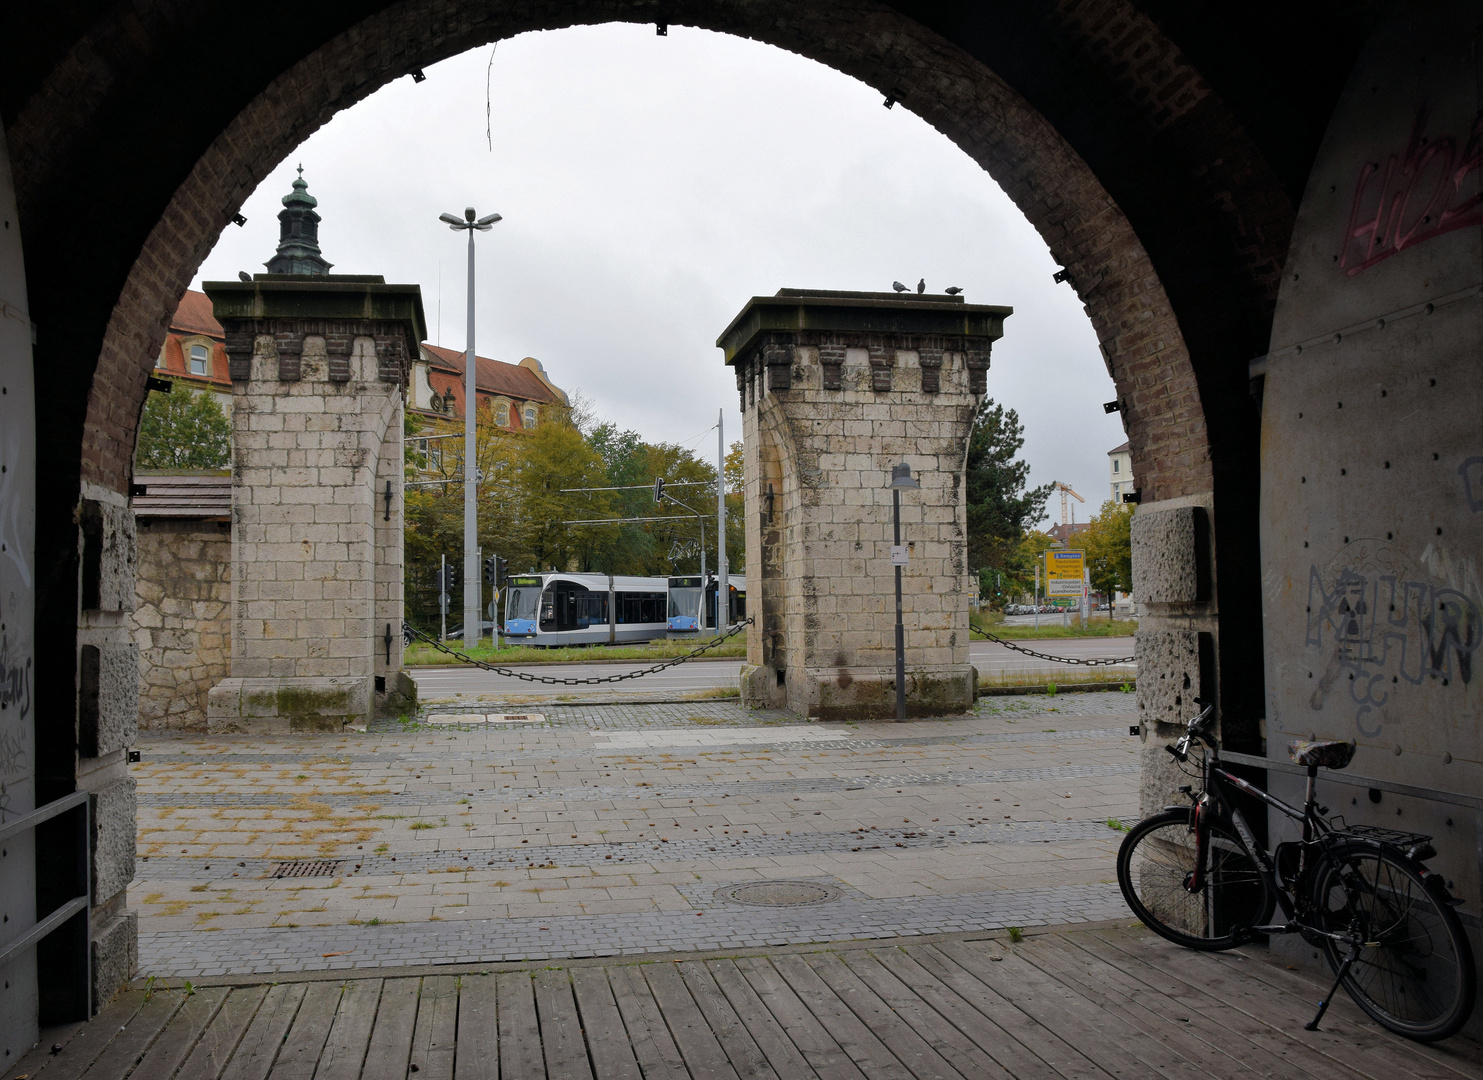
[193,22,1126,527]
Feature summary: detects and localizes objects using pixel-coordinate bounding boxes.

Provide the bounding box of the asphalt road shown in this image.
[409,636,1137,701]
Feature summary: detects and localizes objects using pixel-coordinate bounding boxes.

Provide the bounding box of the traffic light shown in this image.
[495,556,508,585]
[483,555,497,585]
[653,476,665,503]
[435,565,457,593]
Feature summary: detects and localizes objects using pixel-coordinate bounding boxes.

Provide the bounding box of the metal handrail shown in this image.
[1218,749,1483,812]
[0,788,88,843]
[0,789,91,1006]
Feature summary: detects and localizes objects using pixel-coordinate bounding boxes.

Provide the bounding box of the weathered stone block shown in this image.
[1130,505,1205,603]
[208,676,373,732]
[80,499,136,612]
[78,643,139,756]
[1135,629,1205,728]
[91,778,136,902]
[91,911,137,1011]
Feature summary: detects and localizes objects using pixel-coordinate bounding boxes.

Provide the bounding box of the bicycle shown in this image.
[1117,700,1476,1041]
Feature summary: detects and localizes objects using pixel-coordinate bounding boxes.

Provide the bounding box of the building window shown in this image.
[155,347,166,369]
[189,344,209,376]
[496,403,510,426]
[524,405,537,428]
[1112,459,1120,474]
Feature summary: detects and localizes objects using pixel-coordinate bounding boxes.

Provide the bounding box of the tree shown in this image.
[1083,499,1134,599]
[964,399,1055,578]
[134,385,231,469]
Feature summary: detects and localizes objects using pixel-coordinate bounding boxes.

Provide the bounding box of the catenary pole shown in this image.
[439,206,501,648]
[716,408,727,635]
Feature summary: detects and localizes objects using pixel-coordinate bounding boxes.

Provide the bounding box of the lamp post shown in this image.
[888,462,920,721]
[439,206,501,649]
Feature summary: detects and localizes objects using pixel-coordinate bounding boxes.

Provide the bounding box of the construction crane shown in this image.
[1055,482,1085,526]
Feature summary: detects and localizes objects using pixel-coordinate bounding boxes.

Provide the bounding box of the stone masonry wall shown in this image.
[131,519,230,730]
[736,323,992,719]
[208,325,405,732]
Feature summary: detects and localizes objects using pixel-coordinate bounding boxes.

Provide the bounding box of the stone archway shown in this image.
[5,0,1358,1019]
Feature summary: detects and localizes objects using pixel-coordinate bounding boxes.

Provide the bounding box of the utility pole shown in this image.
[439,553,448,642]
[716,409,727,635]
[439,205,501,649]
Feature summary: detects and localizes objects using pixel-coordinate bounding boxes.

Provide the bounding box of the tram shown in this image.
[501,573,669,647]
[666,575,748,636]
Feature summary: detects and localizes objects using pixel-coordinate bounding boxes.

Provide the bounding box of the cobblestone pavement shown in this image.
[131,692,1140,976]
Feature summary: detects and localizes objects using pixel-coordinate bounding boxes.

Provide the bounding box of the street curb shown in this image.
[978,681,1136,697]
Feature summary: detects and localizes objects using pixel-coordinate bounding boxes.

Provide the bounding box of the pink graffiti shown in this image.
[1339,105,1483,276]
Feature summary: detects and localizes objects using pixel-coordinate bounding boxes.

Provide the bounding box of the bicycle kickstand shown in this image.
[1305,941,1360,1032]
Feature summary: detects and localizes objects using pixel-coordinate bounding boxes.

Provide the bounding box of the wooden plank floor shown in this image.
[13,926,1483,1080]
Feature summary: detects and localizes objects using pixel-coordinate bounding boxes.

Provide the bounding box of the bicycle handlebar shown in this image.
[1166,703,1217,762]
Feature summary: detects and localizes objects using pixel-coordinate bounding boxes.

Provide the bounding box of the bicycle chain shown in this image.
[403,618,752,684]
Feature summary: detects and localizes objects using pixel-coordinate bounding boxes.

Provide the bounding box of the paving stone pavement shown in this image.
[131,692,1141,976]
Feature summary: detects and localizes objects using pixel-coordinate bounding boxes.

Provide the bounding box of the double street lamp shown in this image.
[440,207,501,648]
[889,462,920,721]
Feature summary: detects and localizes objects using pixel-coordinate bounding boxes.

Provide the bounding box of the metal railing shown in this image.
[0,790,91,1018]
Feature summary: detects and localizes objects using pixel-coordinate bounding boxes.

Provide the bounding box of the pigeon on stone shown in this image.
[917,278,925,294]
[892,281,909,292]
[944,286,962,295]
[238,271,251,282]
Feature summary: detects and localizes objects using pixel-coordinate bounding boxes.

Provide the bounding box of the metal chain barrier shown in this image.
[971,625,1135,666]
[402,618,751,684]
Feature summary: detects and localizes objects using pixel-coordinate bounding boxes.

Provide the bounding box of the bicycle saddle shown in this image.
[1288,738,1357,769]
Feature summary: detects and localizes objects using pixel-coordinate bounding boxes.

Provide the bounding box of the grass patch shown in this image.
[1007,926,1024,943]
[409,820,435,830]
[404,638,747,667]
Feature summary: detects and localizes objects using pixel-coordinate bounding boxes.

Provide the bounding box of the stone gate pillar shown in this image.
[719,289,1009,719]
[202,275,424,731]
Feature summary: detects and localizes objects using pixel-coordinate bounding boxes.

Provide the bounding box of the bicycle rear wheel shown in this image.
[1308,842,1475,1041]
[1117,808,1275,950]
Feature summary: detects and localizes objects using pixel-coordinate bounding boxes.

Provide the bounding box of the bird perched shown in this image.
[238,271,251,282]
[892,281,908,293]
[944,286,962,295]
[917,278,926,294]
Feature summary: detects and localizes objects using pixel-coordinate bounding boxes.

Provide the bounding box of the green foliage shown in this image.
[1007,926,1024,943]
[135,384,231,469]
[404,405,740,629]
[965,399,1054,585]
[1083,499,1134,597]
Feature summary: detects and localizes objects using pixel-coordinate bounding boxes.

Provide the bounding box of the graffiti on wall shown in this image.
[1340,105,1483,276]
[1305,539,1481,736]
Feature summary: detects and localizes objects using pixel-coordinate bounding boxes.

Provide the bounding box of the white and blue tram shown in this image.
[502,573,670,646]
[666,575,748,636]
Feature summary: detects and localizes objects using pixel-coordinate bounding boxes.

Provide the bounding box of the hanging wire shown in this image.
[486,41,499,151]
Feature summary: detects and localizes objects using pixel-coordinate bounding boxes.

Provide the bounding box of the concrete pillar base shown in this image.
[743,663,975,720]
[207,676,372,733]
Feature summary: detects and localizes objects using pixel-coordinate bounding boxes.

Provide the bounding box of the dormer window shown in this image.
[524,405,537,428]
[496,403,510,426]
[189,344,209,376]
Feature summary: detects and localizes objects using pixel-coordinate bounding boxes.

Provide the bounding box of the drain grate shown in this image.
[269,860,344,879]
[715,880,841,907]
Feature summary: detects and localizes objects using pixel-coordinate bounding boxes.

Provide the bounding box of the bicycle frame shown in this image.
[1172,709,1351,943]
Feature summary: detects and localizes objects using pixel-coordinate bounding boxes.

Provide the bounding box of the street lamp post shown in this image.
[888,462,920,721]
[440,206,501,649]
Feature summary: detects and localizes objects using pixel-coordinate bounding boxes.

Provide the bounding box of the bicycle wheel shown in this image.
[1308,842,1476,1040]
[1117,809,1275,950]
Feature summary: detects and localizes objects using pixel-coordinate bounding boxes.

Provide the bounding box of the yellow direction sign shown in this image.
[1045,550,1086,597]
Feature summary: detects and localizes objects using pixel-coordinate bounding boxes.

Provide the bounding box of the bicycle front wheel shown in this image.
[1309,842,1476,1041]
[1117,809,1274,950]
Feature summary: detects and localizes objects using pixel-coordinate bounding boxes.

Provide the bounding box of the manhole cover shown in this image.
[715,880,841,907]
[269,860,344,879]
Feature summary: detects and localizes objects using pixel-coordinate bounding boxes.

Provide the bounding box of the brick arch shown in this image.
[9,0,1309,752]
[8,0,1280,508]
